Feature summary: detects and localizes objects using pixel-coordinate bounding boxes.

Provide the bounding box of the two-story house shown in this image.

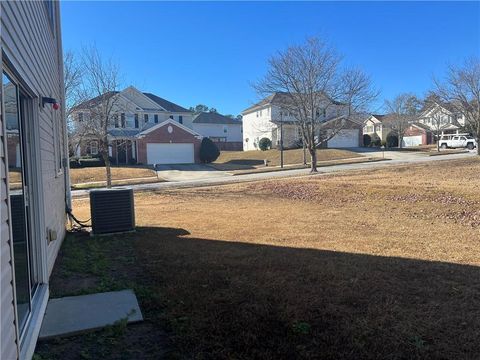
[1,2,70,359]
[192,112,243,151]
[363,114,434,147]
[363,114,389,142]
[72,86,244,164]
[417,101,466,136]
[241,92,362,151]
[71,86,203,164]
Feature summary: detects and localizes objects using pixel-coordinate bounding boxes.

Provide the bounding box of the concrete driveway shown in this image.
[155,164,230,182]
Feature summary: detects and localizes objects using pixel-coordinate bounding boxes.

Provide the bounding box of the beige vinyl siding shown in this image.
[1,1,67,278]
[1,0,68,357]
[1,109,18,360]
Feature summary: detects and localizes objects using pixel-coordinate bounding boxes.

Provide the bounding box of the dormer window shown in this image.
[179,116,183,124]
[154,114,159,123]
[144,114,149,123]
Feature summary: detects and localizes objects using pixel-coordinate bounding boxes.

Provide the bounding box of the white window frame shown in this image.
[90,140,99,155]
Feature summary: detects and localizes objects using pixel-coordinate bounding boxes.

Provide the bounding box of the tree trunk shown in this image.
[309,147,317,173]
[104,153,112,188]
[477,143,480,156]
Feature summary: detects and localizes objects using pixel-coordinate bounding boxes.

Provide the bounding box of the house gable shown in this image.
[121,86,165,111]
[137,119,203,139]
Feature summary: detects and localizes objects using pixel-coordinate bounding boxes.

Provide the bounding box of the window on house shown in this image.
[113,114,118,128]
[256,111,259,117]
[121,113,126,128]
[154,114,159,123]
[210,136,227,142]
[179,115,183,124]
[169,115,174,119]
[144,114,149,123]
[89,141,98,155]
[134,114,139,128]
[223,126,227,133]
[78,112,84,122]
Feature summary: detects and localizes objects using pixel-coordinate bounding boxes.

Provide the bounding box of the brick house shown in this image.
[403,123,433,147]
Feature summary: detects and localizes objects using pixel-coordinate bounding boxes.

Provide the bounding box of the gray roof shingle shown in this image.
[193,112,242,125]
[142,93,190,113]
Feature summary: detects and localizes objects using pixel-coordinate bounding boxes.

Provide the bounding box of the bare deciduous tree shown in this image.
[434,57,480,155]
[64,50,86,155]
[384,93,421,148]
[255,37,378,172]
[75,46,125,187]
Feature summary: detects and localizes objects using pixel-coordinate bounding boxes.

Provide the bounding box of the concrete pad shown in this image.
[155,164,230,181]
[39,289,143,340]
[157,169,230,181]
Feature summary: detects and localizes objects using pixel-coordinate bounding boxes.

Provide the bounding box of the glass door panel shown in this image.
[3,72,35,333]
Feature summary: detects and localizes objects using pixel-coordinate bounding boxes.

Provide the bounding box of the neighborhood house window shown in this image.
[154,114,159,123]
[113,114,118,128]
[210,136,227,142]
[134,114,139,128]
[144,114,149,123]
[223,126,227,133]
[89,141,98,155]
[179,116,183,124]
[169,115,174,119]
[366,125,374,133]
[121,113,126,128]
[78,112,84,122]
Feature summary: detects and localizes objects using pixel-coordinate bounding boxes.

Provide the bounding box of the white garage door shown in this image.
[146,143,194,164]
[402,135,422,147]
[327,129,359,148]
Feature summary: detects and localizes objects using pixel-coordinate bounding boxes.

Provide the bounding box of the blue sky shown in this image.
[61,1,479,115]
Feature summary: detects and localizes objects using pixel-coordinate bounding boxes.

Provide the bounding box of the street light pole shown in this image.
[280,111,284,168]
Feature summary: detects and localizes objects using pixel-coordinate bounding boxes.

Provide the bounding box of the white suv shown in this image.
[438,134,477,150]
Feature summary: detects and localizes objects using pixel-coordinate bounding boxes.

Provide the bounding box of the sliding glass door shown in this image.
[3,71,38,334]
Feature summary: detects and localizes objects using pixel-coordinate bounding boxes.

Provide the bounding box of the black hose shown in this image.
[66,207,91,228]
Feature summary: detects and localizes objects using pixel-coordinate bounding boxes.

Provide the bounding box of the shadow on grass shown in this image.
[37,227,480,359]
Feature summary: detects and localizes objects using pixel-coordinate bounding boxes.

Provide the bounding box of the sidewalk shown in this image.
[71,151,475,198]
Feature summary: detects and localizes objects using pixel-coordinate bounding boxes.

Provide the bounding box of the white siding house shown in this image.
[242,92,353,151]
[417,102,466,135]
[192,112,243,150]
[1,2,69,359]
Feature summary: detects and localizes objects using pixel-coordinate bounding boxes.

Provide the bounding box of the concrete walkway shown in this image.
[71,151,475,198]
[39,290,143,340]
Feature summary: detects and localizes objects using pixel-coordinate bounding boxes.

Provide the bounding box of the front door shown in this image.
[3,72,38,335]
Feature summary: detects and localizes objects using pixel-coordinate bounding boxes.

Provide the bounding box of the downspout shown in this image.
[56,3,72,212]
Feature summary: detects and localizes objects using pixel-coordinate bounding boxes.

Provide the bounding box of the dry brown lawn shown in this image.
[41,158,480,359]
[69,166,156,185]
[212,148,362,170]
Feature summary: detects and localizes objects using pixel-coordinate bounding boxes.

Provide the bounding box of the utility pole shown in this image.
[280,111,284,168]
